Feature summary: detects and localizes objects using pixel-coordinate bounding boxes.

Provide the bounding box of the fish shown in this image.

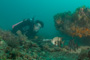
[51,37,64,46]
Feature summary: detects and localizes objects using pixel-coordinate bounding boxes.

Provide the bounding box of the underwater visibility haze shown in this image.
[0,0,90,38]
[0,0,90,60]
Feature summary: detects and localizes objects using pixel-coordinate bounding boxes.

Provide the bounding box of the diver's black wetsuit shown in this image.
[12,19,37,38]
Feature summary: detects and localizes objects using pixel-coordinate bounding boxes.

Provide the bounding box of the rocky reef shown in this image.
[0,6,90,60]
[0,29,90,60]
[0,29,43,60]
[54,6,90,38]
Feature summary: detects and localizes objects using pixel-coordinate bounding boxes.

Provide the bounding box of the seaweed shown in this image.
[68,39,78,51]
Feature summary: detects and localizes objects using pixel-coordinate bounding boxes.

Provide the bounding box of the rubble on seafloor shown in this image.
[0,29,90,60]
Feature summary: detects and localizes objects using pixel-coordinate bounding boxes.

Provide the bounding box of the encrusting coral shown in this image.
[0,29,45,60]
[0,29,20,48]
[0,29,90,60]
[54,6,90,38]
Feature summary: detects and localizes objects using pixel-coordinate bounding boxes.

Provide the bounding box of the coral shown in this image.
[0,29,44,60]
[54,6,90,38]
[77,48,90,60]
[0,30,20,47]
[0,25,90,60]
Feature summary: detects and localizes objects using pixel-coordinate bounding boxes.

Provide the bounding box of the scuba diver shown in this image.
[11,18,44,38]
